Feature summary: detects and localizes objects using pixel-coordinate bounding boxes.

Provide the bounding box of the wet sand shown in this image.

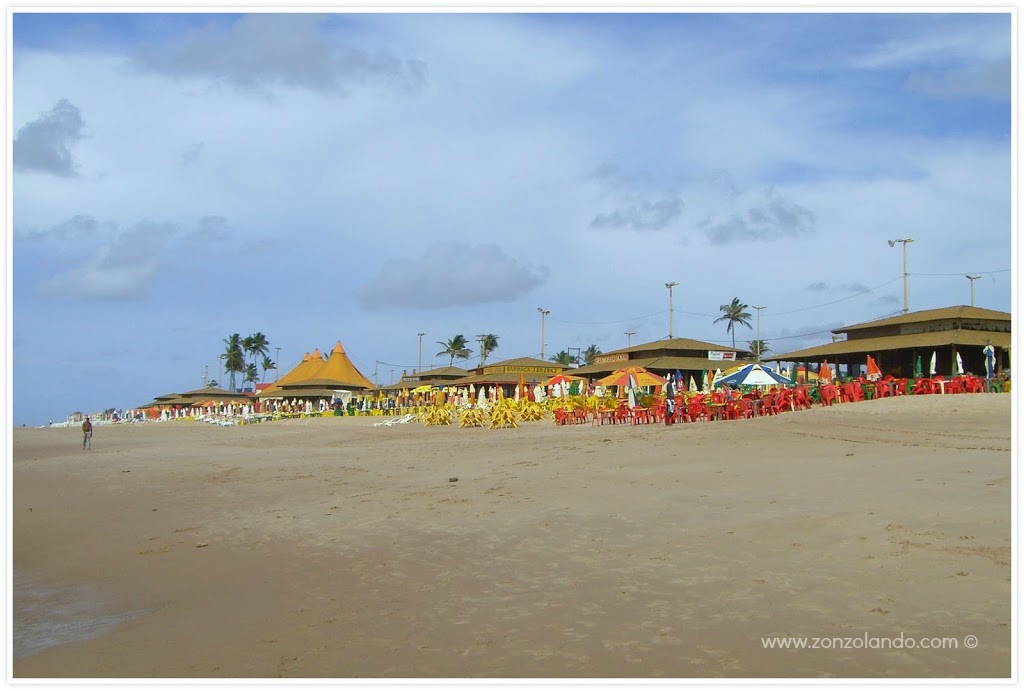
[12,394,1011,678]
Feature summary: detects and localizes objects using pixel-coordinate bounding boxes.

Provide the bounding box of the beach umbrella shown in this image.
[819,360,833,383]
[866,355,882,381]
[788,367,797,385]
[955,351,964,376]
[714,363,791,388]
[689,375,697,392]
[596,366,667,389]
[701,370,709,393]
[627,373,638,408]
[915,355,923,378]
[929,351,937,376]
[543,373,584,390]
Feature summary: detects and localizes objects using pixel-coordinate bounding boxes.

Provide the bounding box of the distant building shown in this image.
[772,305,1011,377]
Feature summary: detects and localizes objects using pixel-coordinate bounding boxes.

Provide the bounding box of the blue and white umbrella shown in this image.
[713,363,790,388]
[627,373,638,408]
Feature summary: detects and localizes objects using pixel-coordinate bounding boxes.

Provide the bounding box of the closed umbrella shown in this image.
[915,355,923,378]
[929,352,937,376]
[819,360,833,384]
[983,341,996,379]
[866,355,882,381]
[955,351,964,376]
[627,373,638,408]
[701,370,709,392]
[689,376,698,392]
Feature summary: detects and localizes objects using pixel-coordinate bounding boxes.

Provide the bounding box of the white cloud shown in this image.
[13,98,86,176]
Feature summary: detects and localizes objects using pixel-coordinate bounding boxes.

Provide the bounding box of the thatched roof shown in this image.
[598,337,750,358]
[773,328,1011,362]
[837,305,1010,333]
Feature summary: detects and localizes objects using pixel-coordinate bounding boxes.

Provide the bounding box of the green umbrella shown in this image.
[789,366,798,385]
[915,355,923,378]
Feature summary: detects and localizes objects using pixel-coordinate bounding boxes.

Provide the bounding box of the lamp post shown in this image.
[275,347,281,382]
[752,305,765,362]
[887,238,914,313]
[625,330,635,347]
[417,333,425,373]
[665,282,679,338]
[537,308,550,359]
[966,275,981,307]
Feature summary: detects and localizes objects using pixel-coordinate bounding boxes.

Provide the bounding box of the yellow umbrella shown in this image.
[412,384,432,393]
[597,366,667,388]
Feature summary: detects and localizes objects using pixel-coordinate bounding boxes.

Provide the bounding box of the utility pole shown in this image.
[888,238,914,313]
[476,334,487,367]
[537,308,550,359]
[373,362,379,387]
[665,282,679,338]
[625,331,636,347]
[568,346,581,368]
[390,369,395,386]
[203,365,209,386]
[966,275,981,307]
[275,347,281,382]
[417,333,425,373]
[752,305,766,362]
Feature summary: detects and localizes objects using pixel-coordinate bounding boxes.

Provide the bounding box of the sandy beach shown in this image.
[12,394,1011,679]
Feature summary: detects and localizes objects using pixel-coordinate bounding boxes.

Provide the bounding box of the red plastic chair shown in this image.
[686,400,708,422]
[819,385,838,406]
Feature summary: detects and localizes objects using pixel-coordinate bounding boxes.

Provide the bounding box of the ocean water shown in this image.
[13,570,154,659]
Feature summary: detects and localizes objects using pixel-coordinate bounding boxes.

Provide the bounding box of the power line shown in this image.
[548,311,667,327]
[766,277,903,316]
[913,268,1007,276]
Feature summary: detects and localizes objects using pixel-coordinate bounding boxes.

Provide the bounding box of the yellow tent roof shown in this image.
[275,351,326,386]
[295,341,374,390]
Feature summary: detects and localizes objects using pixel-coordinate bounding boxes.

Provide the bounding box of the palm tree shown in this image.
[550,350,577,366]
[223,333,245,392]
[479,334,499,365]
[583,344,602,366]
[747,339,770,360]
[244,363,259,391]
[436,335,472,366]
[206,380,219,388]
[244,332,270,375]
[261,355,276,382]
[714,297,753,349]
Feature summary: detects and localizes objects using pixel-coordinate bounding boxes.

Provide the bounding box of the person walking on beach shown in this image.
[82,416,93,450]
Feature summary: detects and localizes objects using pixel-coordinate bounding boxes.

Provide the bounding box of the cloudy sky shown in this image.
[11,10,1012,425]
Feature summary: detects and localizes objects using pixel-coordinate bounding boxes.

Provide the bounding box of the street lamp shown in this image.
[275,347,281,382]
[966,275,981,307]
[665,282,679,338]
[625,330,636,347]
[887,238,914,313]
[752,305,766,362]
[417,333,425,373]
[537,308,550,359]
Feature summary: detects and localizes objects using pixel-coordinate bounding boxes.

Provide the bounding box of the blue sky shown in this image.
[10,10,1013,425]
